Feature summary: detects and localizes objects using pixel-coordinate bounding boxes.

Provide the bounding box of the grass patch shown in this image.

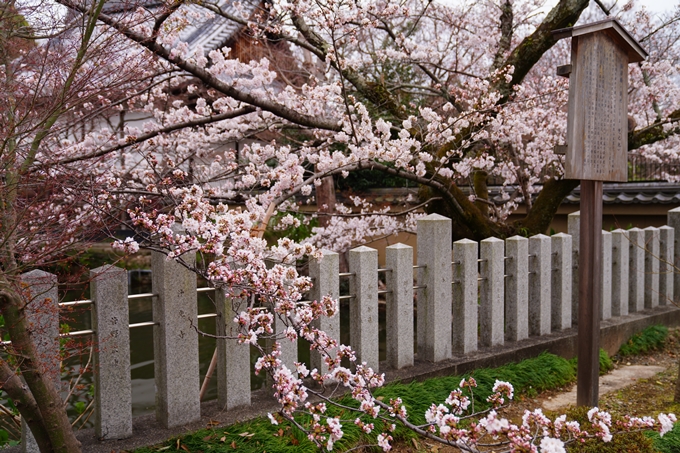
[134,353,576,453]
[648,422,680,453]
[600,348,614,375]
[619,325,669,357]
[568,348,614,376]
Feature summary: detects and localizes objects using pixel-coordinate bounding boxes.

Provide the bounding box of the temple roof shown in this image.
[103,0,261,52]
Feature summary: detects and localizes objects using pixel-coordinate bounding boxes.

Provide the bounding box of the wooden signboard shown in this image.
[553,18,647,408]
[555,18,647,182]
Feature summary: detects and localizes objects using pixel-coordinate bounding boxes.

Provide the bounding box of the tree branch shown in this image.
[492,0,514,71]
[57,0,342,132]
[39,106,256,168]
[628,110,680,150]
[290,12,406,119]
[513,177,580,235]
[497,0,589,101]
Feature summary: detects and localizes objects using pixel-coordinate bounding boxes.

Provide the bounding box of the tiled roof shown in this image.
[327,183,680,207]
[563,182,680,204]
[103,0,260,52]
[178,1,259,51]
[483,182,680,205]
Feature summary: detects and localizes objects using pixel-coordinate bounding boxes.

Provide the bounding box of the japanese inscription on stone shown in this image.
[565,32,628,181]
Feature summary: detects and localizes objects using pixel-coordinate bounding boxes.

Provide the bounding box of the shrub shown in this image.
[619,325,669,357]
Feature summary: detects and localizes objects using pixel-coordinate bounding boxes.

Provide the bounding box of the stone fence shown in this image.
[16,207,680,452]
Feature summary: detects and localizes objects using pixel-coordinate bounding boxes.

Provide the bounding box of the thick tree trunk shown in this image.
[422,177,580,241]
[1,290,82,453]
[421,182,512,241]
[472,170,489,218]
[0,359,51,451]
[316,175,336,228]
[513,178,580,235]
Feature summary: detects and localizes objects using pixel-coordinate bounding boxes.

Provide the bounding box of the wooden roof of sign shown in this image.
[553,18,648,63]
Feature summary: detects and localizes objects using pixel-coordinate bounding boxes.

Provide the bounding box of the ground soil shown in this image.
[388,329,680,453]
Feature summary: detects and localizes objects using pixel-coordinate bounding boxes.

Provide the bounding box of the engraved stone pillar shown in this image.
[20,270,59,453]
[601,231,612,320]
[274,312,297,372]
[644,227,660,309]
[505,236,529,342]
[452,239,478,354]
[659,226,674,306]
[568,211,580,324]
[668,207,680,302]
[628,228,645,313]
[91,266,132,440]
[310,251,340,375]
[349,246,379,371]
[385,243,414,369]
[479,238,504,348]
[551,233,572,330]
[216,291,250,410]
[417,214,452,362]
[529,234,551,336]
[611,229,629,317]
[151,251,201,428]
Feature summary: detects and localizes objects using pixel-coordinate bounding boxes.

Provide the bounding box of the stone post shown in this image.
[505,236,529,342]
[274,312,298,373]
[90,266,132,440]
[659,226,674,306]
[349,246,379,371]
[628,228,645,313]
[644,227,660,309]
[529,234,551,336]
[309,251,340,375]
[611,229,630,317]
[151,251,200,428]
[216,291,250,410]
[452,239,478,354]
[551,233,572,330]
[601,231,612,320]
[568,211,580,324]
[385,243,414,369]
[417,214,452,362]
[479,238,504,347]
[668,207,680,302]
[20,270,59,453]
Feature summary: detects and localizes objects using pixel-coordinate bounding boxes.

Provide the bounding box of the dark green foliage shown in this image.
[334,168,415,191]
[0,430,19,448]
[648,421,680,453]
[568,348,614,376]
[264,212,318,244]
[619,325,669,357]
[565,406,656,453]
[599,348,614,375]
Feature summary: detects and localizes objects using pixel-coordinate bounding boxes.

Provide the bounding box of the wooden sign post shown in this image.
[553,19,647,407]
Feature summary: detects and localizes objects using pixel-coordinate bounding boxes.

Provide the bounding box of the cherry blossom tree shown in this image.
[7,0,680,451]
[50,0,680,246]
[0,1,163,451]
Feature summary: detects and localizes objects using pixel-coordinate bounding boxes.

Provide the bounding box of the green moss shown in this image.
[565,406,656,453]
